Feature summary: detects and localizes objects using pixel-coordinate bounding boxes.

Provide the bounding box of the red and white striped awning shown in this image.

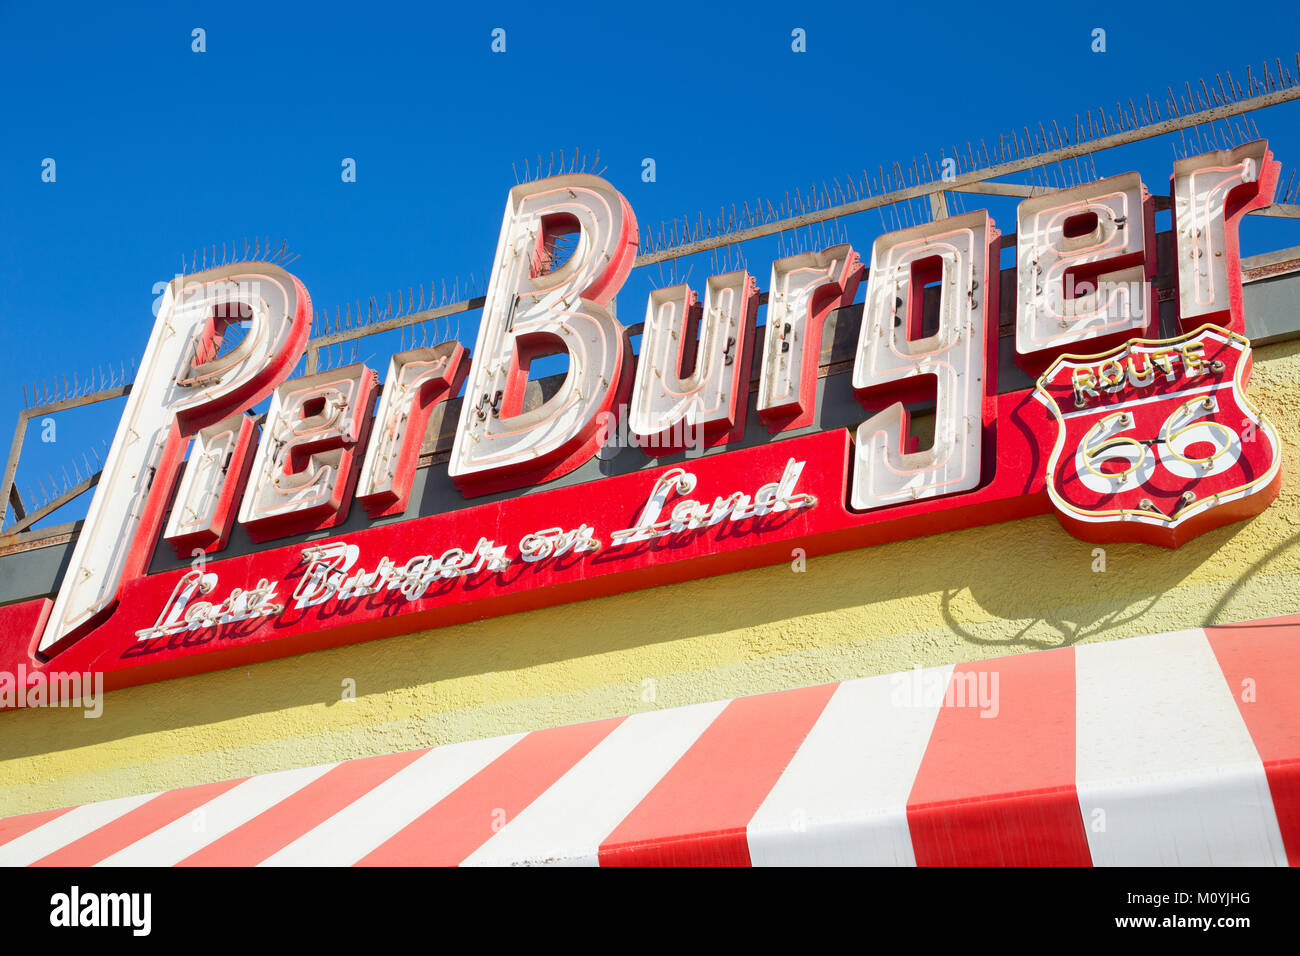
[3,616,1298,866]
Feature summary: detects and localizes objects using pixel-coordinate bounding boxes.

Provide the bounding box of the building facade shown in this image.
[1,112,1299,866]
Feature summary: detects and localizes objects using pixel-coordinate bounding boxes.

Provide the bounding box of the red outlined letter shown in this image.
[1171,140,1279,334]
[449,175,638,496]
[38,265,311,656]
[238,363,379,541]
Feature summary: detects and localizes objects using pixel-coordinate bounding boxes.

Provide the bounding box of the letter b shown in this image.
[449,174,638,495]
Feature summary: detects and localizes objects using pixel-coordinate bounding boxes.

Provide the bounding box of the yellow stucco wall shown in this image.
[3,338,1299,817]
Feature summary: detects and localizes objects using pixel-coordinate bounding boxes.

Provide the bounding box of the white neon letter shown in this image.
[757,244,860,432]
[629,270,757,451]
[851,211,999,511]
[163,411,256,555]
[356,342,468,517]
[38,264,311,656]
[1172,140,1279,333]
[1015,172,1154,369]
[449,174,638,495]
[238,363,378,541]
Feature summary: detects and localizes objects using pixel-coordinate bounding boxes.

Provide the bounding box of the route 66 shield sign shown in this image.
[1034,325,1282,548]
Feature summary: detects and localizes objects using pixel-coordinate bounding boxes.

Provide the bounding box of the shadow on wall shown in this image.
[941,525,1300,651]
[2,508,1296,765]
[2,339,1298,765]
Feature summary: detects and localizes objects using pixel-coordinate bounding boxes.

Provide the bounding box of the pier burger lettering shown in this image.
[0,140,1282,701]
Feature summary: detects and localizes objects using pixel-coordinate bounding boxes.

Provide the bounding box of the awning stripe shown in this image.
[259,733,523,866]
[1205,616,1300,865]
[746,667,951,866]
[597,682,839,866]
[357,717,625,867]
[35,777,246,867]
[0,792,159,867]
[178,747,431,867]
[462,700,730,867]
[0,806,75,850]
[98,762,340,867]
[908,648,1089,866]
[3,617,1298,867]
[1075,629,1286,866]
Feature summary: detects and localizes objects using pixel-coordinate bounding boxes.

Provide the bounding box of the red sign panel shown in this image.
[1036,326,1281,547]
[0,142,1283,705]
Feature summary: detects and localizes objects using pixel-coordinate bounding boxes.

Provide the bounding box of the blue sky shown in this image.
[2,1,1299,526]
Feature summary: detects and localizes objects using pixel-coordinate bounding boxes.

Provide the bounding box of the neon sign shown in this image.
[0,142,1282,702]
